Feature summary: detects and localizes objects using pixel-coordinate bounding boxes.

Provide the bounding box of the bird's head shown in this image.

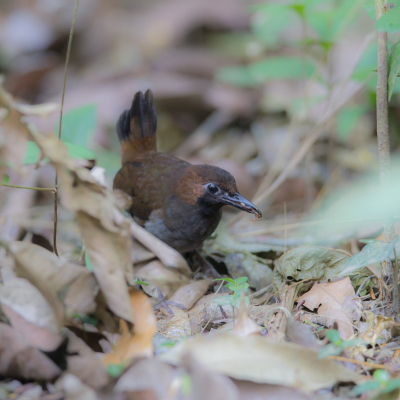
[177,164,262,217]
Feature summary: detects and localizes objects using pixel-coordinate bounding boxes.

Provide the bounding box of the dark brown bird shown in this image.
[113,90,261,254]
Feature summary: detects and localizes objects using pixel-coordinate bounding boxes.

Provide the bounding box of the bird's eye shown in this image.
[207,184,219,194]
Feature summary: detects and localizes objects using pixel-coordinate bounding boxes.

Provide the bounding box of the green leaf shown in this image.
[382,379,400,393]
[363,0,376,20]
[325,329,342,346]
[216,57,315,87]
[235,277,249,284]
[374,369,391,384]
[352,42,378,81]
[107,363,126,377]
[340,236,398,276]
[1,174,9,184]
[55,104,97,147]
[85,252,93,272]
[135,279,149,286]
[23,141,44,164]
[336,106,366,142]
[213,278,235,284]
[352,380,382,395]
[273,246,350,290]
[23,141,95,165]
[376,7,400,32]
[388,42,400,101]
[318,343,343,359]
[64,142,95,160]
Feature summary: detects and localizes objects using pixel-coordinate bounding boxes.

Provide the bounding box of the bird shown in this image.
[113,89,262,266]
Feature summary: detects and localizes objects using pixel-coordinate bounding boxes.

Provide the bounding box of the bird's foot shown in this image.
[153,287,187,315]
[194,250,221,279]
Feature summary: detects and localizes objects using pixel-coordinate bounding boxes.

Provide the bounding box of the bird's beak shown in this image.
[220,192,262,218]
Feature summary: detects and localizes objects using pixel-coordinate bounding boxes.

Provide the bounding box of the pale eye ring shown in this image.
[207,184,219,194]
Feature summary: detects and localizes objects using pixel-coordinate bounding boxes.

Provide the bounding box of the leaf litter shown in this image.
[2,2,400,399]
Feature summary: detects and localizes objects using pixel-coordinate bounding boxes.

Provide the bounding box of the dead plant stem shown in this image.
[53,0,80,256]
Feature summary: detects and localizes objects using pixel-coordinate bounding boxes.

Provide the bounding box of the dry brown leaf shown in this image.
[234,380,315,400]
[114,358,174,400]
[362,312,400,347]
[102,289,156,367]
[55,373,99,400]
[0,322,61,381]
[136,260,190,299]
[0,276,62,351]
[64,329,109,389]
[322,309,354,340]
[8,241,97,322]
[159,333,360,392]
[232,293,262,338]
[182,353,239,400]
[27,127,134,322]
[168,279,212,310]
[0,82,58,180]
[298,277,357,339]
[189,293,234,335]
[159,308,191,340]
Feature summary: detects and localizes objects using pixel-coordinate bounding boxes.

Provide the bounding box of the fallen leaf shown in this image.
[64,329,109,389]
[102,289,156,367]
[298,278,357,339]
[168,279,212,310]
[0,322,61,381]
[189,293,234,335]
[114,358,174,400]
[135,260,190,300]
[298,278,355,315]
[27,127,134,322]
[362,312,400,347]
[225,252,272,291]
[182,353,239,400]
[285,318,320,351]
[273,246,350,290]
[159,333,360,392]
[8,241,97,321]
[234,380,315,400]
[55,373,98,400]
[232,293,262,337]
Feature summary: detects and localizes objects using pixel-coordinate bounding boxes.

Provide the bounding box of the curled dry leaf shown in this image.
[0,82,58,180]
[189,293,234,335]
[130,220,191,276]
[27,127,133,322]
[225,252,272,291]
[64,329,109,389]
[232,293,262,338]
[114,358,175,400]
[136,260,190,299]
[159,333,360,392]
[102,289,156,367]
[182,353,239,400]
[8,241,97,322]
[273,246,350,290]
[0,277,62,351]
[298,277,357,339]
[55,374,98,400]
[362,312,400,347]
[168,279,212,310]
[0,322,61,381]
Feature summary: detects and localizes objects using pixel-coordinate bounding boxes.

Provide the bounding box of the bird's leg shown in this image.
[153,287,187,315]
[194,249,221,279]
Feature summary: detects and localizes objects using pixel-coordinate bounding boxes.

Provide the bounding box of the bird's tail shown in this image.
[116,89,157,163]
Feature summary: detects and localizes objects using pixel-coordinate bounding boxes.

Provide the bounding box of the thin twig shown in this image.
[328,355,392,370]
[1,184,55,192]
[394,248,399,313]
[53,0,80,256]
